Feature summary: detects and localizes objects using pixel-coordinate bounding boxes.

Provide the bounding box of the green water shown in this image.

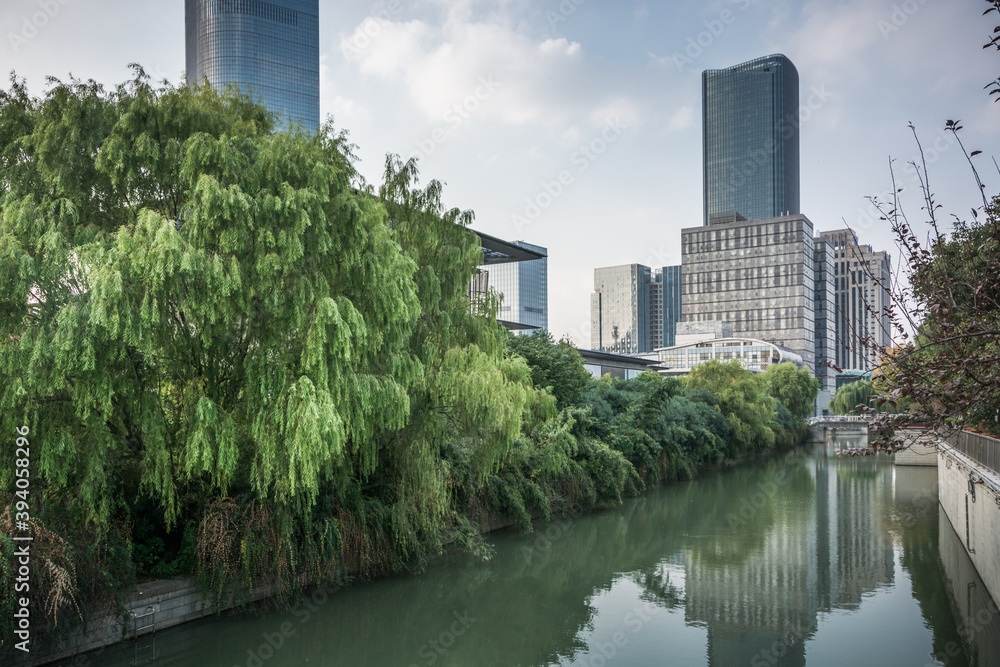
[77,435,1000,667]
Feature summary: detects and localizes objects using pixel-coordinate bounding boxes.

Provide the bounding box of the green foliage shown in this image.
[829,380,894,416]
[507,331,592,409]
[686,360,777,457]
[760,363,819,421]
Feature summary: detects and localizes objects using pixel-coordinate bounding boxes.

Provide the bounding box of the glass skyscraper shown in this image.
[186,0,320,132]
[702,54,799,226]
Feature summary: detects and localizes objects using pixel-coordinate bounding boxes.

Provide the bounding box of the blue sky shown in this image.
[3,0,997,346]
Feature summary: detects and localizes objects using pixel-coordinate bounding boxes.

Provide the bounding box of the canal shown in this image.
[79,434,1000,667]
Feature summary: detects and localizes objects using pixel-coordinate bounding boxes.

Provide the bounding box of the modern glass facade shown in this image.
[186,0,320,132]
[592,264,680,354]
[680,213,817,372]
[648,266,683,349]
[485,241,548,332]
[813,237,837,400]
[703,54,800,226]
[592,264,651,354]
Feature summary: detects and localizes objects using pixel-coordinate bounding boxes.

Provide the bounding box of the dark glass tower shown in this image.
[186,0,320,132]
[702,54,799,226]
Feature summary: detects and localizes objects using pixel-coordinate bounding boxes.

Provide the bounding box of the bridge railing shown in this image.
[947,430,1000,478]
[808,416,869,426]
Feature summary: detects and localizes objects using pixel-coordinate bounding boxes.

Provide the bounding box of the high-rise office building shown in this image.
[813,236,837,402]
[485,241,548,333]
[186,0,320,132]
[591,264,681,354]
[680,213,817,372]
[592,264,651,355]
[649,266,683,349]
[703,54,800,226]
[819,230,892,376]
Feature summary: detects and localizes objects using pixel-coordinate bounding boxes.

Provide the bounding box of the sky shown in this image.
[2,0,998,347]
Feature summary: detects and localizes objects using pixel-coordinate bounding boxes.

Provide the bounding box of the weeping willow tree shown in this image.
[0,68,547,647]
[373,155,537,555]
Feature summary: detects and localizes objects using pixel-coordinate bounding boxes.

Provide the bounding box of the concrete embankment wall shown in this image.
[937,504,1000,666]
[18,577,279,667]
[22,514,518,667]
[893,429,939,467]
[938,445,1000,611]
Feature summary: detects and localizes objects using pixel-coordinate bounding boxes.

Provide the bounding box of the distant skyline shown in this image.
[3,0,997,347]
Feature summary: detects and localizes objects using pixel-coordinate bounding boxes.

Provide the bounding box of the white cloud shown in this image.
[666,105,694,133]
[346,20,430,78]
[561,126,582,148]
[539,37,581,57]
[343,11,598,127]
[646,51,675,70]
[589,99,641,129]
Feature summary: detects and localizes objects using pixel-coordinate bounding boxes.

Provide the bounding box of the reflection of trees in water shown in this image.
[85,445,975,667]
[632,566,684,610]
[683,450,816,571]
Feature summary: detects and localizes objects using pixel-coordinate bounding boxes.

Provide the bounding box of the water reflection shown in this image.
[77,436,999,667]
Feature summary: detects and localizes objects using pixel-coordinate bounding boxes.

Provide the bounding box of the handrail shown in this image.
[131,605,155,638]
[947,430,1000,478]
[808,416,869,425]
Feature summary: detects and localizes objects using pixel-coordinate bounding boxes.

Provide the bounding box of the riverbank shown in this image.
[41,436,1000,667]
[19,436,813,667]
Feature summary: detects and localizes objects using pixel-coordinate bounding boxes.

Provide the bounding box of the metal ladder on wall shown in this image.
[130,605,156,665]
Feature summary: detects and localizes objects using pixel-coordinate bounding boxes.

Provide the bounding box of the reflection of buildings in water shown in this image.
[818,450,895,609]
[683,444,895,665]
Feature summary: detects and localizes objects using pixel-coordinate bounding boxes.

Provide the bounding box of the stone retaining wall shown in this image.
[18,577,278,667]
[939,445,1000,611]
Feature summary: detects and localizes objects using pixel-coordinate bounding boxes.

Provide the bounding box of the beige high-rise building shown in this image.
[819,230,892,377]
[680,213,819,374]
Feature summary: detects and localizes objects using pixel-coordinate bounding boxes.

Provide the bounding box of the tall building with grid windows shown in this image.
[649,266,683,349]
[703,54,800,226]
[483,241,548,333]
[186,0,320,132]
[680,214,818,372]
[819,230,892,376]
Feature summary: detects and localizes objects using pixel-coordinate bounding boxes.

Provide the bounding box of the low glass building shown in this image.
[484,240,548,333]
[647,337,805,376]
